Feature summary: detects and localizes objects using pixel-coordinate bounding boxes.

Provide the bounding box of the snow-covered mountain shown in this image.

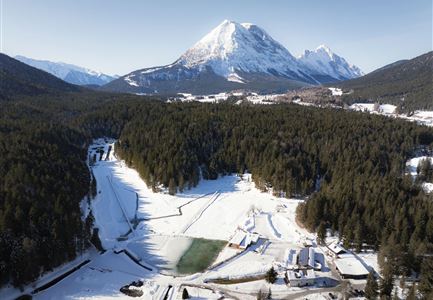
[176,20,315,83]
[103,20,362,94]
[298,45,363,83]
[15,55,117,86]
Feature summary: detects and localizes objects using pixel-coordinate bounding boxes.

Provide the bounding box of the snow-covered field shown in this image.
[348,103,433,127]
[171,92,285,105]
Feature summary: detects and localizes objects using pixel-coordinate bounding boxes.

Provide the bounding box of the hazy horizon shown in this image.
[1,0,431,76]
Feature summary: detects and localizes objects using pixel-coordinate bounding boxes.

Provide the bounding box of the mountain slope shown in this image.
[103,20,362,94]
[0,53,80,99]
[15,55,117,86]
[298,45,363,83]
[335,51,433,111]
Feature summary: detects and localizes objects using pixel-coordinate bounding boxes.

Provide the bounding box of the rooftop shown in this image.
[287,269,315,280]
[335,256,369,276]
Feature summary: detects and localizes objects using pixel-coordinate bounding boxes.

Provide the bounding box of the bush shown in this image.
[265,267,278,284]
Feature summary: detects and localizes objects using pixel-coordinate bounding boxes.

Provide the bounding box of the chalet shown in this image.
[228,230,259,249]
[286,269,316,287]
[297,247,316,269]
[327,241,347,257]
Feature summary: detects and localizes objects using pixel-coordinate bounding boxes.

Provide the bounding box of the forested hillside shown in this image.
[0,54,80,100]
[335,51,433,112]
[1,92,432,295]
[0,93,160,287]
[0,115,90,285]
[115,102,433,283]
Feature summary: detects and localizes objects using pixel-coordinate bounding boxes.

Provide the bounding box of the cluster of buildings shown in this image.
[284,247,321,271]
[284,246,321,287]
[283,242,371,287]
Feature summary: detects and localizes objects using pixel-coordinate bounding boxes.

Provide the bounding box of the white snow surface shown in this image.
[349,103,397,114]
[124,74,139,87]
[328,87,343,96]
[89,140,309,244]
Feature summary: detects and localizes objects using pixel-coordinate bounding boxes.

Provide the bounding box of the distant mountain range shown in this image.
[0,53,79,99]
[335,51,433,111]
[15,55,117,86]
[102,20,363,94]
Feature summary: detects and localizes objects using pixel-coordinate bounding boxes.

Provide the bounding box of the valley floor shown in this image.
[1,138,383,300]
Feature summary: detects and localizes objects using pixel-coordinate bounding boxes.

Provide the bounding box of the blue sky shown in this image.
[1,0,431,75]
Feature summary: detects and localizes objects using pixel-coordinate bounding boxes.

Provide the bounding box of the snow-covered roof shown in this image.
[335,256,369,276]
[287,269,315,281]
[308,247,315,268]
[298,247,309,266]
[284,249,298,268]
[328,242,347,255]
[250,233,259,243]
[229,230,246,246]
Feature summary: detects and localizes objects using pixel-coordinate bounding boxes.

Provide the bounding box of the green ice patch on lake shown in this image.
[176,238,227,275]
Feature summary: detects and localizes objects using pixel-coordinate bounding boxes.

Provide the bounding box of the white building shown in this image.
[298,247,317,269]
[287,269,316,287]
[335,254,369,279]
[228,230,259,249]
[327,241,347,257]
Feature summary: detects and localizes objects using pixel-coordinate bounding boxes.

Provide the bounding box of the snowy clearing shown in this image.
[4,138,382,299]
[406,155,433,194]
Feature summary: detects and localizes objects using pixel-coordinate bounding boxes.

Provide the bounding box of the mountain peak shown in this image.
[178,20,303,80]
[316,44,334,57]
[299,45,363,81]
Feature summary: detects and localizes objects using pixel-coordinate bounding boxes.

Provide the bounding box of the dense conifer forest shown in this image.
[1,92,432,296]
[0,116,90,285]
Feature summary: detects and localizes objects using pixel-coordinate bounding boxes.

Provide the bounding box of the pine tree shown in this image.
[419,257,433,299]
[317,222,326,245]
[365,271,378,299]
[267,287,272,299]
[182,287,189,299]
[380,263,394,298]
[407,283,416,300]
[168,178,177,195]
[392,289,399,300]
[257,289,264,300]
